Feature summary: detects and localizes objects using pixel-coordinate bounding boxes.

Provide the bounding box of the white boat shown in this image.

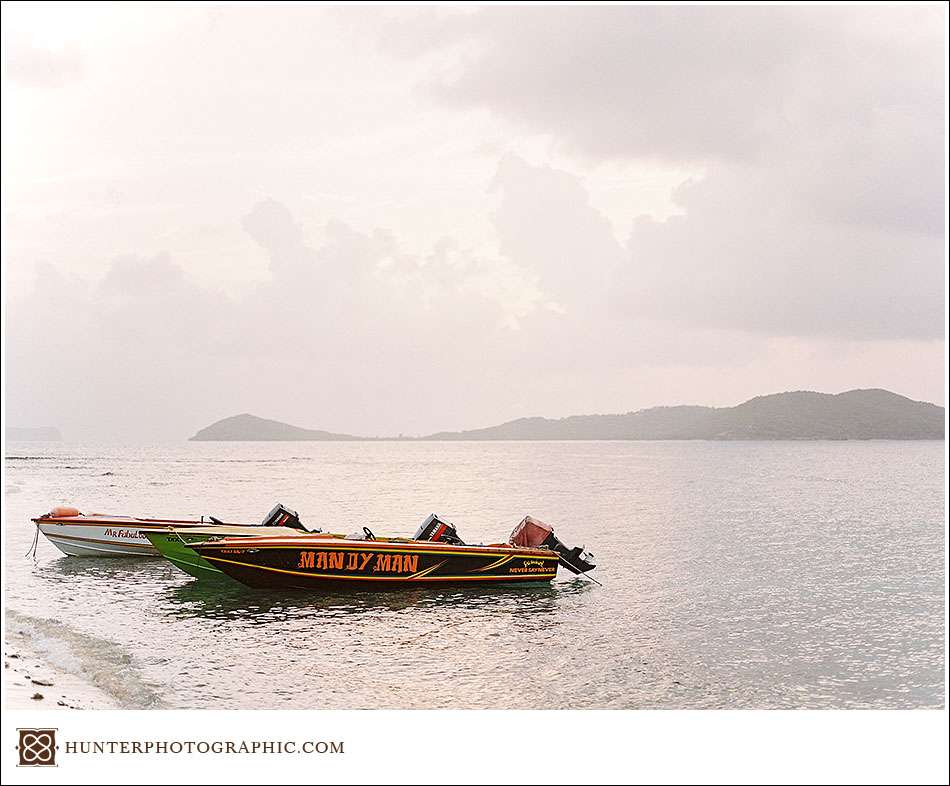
[31,504,313,557]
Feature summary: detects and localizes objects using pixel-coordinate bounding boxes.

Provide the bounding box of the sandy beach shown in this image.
[4,628,117,710]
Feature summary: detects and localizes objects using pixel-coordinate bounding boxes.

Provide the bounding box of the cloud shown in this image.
[4,194,553,438]
[4,32,84,88]
[101,253,187,295]
[392,7,943,165]
[617,164,945,340]
[241,200,308,268]
[239,197,544,328]
[490,154,625,313]
[386,6,946,340]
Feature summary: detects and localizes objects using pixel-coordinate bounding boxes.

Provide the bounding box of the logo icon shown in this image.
[17,729,57,767]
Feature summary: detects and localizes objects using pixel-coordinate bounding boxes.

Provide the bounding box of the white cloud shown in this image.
[389,6,945,340]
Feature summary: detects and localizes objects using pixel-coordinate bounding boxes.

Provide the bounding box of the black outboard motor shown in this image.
[260,503,309,531]
[509,515,596,574]
[414,513,465,545]
[542,532,596,574]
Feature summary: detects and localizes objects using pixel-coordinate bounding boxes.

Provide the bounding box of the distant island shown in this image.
[190,389,944,441]
[6,426,62,441]
[189,413,362,441]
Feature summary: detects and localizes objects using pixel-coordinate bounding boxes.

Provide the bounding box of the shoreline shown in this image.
[4,624,118,711]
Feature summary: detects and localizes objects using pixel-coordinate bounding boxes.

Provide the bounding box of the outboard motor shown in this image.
[509,515,596,575]
[414,513,465,545]
[260,503,309,531]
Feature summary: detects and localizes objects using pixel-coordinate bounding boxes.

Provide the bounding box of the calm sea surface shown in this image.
[3,440,945,709]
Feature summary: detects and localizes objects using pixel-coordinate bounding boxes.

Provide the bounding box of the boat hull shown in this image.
[34,515,249,558]
[36,521,163,556]
[194,537,560,590]
[146,531,233,578]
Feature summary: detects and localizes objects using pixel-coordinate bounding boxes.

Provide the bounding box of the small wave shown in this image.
[5,609,165,709]
[199,458,315,464]
[5,455,113,463]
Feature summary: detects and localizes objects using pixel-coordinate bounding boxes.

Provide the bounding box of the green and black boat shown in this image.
[189,514,596,590]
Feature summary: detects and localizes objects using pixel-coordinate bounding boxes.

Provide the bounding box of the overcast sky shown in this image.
[3,4,946,440]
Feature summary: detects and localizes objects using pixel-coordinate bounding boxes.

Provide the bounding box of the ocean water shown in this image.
[3,440,945,709]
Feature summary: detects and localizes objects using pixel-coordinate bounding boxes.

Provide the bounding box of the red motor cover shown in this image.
[508,516,553,548]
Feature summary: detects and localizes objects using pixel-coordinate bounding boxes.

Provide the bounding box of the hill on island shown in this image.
[189,413,362,441]
[189,389,944,441]
[425,389,944,441]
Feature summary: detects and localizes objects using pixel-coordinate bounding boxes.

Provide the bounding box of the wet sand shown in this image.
[4,632,117,710]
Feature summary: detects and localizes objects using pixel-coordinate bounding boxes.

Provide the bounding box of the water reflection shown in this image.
[36,555,180,585]
[160,576,590,622]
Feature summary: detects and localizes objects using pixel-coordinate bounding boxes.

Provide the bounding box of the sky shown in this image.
[2,4,946,440]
